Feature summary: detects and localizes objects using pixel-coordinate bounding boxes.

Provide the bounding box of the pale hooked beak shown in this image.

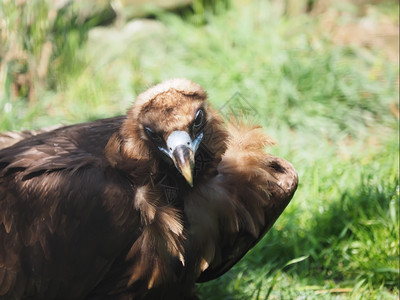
[159,131,203,187]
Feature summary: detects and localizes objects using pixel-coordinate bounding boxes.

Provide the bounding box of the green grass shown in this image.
[0,0,398,299]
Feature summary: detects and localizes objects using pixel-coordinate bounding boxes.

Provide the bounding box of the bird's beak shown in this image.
[160,131,203,187]
[172,145,195,187]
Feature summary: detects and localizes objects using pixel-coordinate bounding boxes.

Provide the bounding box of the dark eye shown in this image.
[193,109,205,131]
[144,127,162,144]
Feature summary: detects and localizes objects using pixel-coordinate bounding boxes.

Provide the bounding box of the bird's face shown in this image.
[133,81,210,187]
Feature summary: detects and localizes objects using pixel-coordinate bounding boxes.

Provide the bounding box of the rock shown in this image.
[88,19,166,46]
[56,0,194,25]
[56,0,116,25]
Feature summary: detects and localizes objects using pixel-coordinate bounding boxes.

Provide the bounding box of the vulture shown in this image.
[0,79,298,299]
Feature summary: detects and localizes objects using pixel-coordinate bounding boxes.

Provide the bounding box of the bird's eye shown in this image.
[144,127,162,144]
[193,109,205,131]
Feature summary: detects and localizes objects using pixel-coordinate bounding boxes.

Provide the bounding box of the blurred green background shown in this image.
[0,0,398,298]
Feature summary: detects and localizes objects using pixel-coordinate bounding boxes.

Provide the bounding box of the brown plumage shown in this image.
[0,79,297,299]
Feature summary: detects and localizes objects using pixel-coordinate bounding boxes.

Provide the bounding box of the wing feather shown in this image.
[190,123,298,282]
[0,117,144,298]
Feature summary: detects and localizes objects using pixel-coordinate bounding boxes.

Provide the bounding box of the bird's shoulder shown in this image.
[0,116,126,177]
[0,116,139,237]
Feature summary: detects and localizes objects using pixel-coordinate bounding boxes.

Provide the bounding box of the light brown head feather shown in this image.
[132,79,207,137]
[133,78,206,108]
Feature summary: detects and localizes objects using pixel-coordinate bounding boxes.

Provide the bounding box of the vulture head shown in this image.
[106,78,228,187]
